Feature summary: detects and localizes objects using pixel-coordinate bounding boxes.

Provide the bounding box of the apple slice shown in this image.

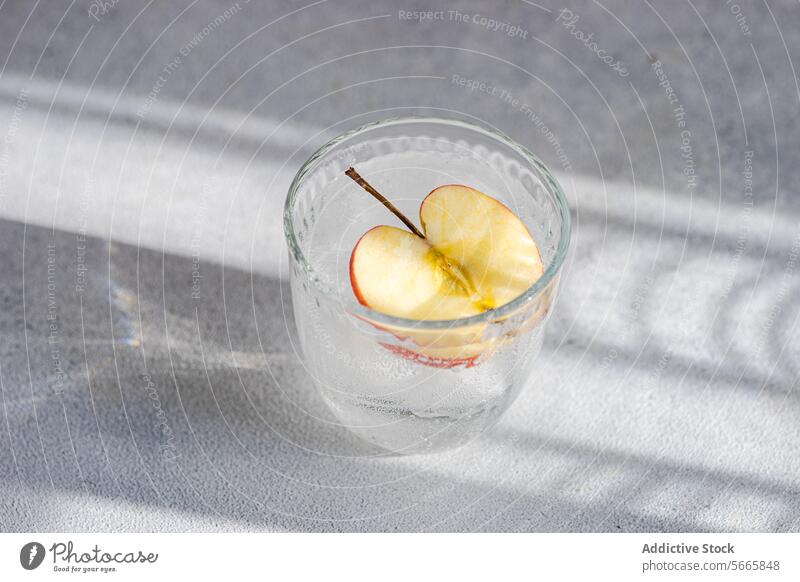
[347,171,544,367]
[420,185,544,311]
[350,225,485,321]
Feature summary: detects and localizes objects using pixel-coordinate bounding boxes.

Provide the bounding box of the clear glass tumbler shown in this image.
[284,116,571,454]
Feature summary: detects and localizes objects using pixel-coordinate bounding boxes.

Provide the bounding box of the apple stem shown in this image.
[345,167,425,238]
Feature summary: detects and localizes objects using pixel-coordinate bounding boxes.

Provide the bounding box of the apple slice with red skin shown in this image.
[349,184,544,367]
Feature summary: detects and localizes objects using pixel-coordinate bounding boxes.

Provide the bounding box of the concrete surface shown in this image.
[0,0,799,531]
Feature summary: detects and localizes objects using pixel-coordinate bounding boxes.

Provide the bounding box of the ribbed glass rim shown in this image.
[283,115,572,330]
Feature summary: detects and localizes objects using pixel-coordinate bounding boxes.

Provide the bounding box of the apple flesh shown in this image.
[350,184,544,366]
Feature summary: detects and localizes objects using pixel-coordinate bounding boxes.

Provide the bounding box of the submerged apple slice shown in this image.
[349,183,544,366]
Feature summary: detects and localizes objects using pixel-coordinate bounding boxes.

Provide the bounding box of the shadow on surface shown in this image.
[4,218,777,532]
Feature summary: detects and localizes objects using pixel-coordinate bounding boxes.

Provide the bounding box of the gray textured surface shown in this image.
[1,0,799,532]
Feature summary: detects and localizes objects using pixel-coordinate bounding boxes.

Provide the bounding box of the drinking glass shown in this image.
[284,116,571,454]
